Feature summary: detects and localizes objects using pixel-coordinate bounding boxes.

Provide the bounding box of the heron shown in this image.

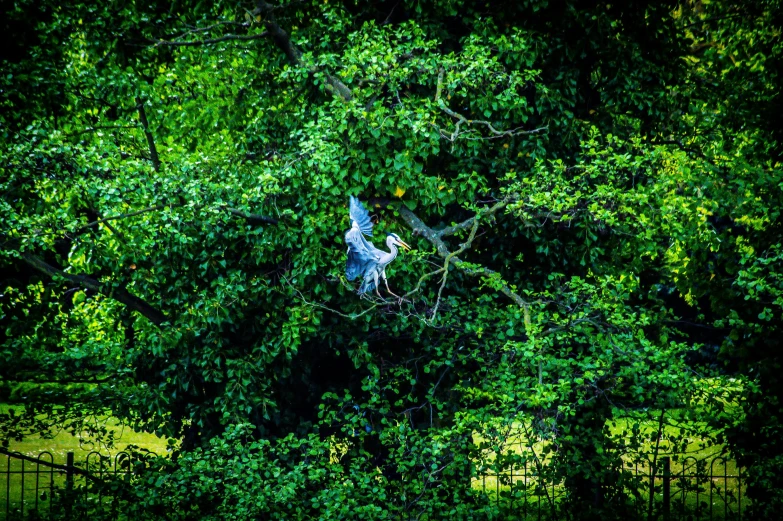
[345,196,411,299]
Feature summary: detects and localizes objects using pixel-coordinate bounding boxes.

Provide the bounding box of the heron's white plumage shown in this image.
[344,197,409,295]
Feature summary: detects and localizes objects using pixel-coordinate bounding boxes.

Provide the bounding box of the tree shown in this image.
[1,0,781,518]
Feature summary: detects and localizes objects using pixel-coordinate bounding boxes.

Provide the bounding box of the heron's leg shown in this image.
[373,272,384,299]
[382,270,402,301]
[384,278,402,300]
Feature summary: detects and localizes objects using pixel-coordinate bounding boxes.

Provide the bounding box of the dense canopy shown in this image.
[1,0,782,519]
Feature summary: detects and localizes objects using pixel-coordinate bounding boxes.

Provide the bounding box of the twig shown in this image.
[435,96,547,142]
[284,276,380,320]
[62,125,140,138]
[226,207,279,225]
[519,419,555,511]
[436,196,514,238]
[430,217,480,322]
[177,21,249,34]
[648,409,667,520]
[69,203,184,235]
[30,202,278,239]
[404,266,446,298]
[402,196,512,298]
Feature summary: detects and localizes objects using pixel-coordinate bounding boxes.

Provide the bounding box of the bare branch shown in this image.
[404,265,446,298]
[433,81,547,142]
[397,205,531,329]
[430,216,481,321]
[283,276,381,320]
[436,196,514,238]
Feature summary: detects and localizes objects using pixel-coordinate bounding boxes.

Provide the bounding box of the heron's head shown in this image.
[387,232,411,251]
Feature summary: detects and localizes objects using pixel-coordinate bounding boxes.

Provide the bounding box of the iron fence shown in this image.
[1,447,746,520]
[1,449,145,520]
[475,452,746,520]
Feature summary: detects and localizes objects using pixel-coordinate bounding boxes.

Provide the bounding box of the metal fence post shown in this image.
[65,451,74,516]
[65,452,74,494]
[19,457,25,518]
[4,453,10,520]
[662,457,671,520]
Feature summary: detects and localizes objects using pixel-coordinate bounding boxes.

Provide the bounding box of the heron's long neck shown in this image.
[384,242,398,263]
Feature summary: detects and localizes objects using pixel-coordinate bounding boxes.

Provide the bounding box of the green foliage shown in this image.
[1,0,782,518]
[126,423,489,520]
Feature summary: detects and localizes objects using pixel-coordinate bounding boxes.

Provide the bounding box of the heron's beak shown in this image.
[398,240,411,251]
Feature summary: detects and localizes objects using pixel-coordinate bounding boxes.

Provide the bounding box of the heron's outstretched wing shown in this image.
[349,196,373,237]
[345,225,379,281]
[345,196,379,281]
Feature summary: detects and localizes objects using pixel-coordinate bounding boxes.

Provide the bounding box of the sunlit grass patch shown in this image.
[1,403,171,459]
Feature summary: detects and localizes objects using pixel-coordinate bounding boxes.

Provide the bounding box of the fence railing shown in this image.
[1,449,148,520]
[2,448,746,520]
[475,453,746,520]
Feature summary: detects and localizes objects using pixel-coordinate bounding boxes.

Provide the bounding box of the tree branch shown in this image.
[436,196,514,238]
[62,125,140,138]
[283,275,381,320]
[255,1,301,64]
[148,32,270,47]
[21,254,168,327]
[226,208,279,225]
[397,205,531,328]
[0,375,115,384]
[61,203,278,237]
[135,97,160,171]
[652,138,710,161]
[254,0,353,101]
[69,203,184,236]
[433,71,546,142]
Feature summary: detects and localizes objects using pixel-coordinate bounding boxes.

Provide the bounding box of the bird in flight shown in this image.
[344,196,410,299]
